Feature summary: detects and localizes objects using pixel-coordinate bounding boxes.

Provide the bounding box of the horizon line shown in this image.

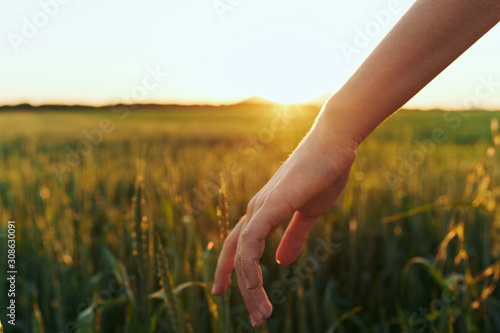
[0,102,499,112]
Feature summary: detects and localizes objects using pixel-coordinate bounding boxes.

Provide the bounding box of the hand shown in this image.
[211,117,358,327]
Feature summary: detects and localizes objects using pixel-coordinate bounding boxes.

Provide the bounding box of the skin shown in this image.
[212,0,500,327]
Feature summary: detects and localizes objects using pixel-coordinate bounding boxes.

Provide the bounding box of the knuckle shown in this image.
[239,255,251,267]
[240,228,253,242]
[246,197,256,213]
[247,282,261,291]
[247,197,255,209]
[265,190,294,221]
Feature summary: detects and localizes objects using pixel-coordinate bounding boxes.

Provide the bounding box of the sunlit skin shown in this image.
[212,0,500,327]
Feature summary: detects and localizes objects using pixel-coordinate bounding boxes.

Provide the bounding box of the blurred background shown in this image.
[1,0,500,108]
[1,1,500,333]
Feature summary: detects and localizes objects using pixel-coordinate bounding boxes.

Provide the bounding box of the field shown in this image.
[0,105,499,333]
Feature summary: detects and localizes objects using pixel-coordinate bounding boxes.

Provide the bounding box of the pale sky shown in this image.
[0,0,499,109]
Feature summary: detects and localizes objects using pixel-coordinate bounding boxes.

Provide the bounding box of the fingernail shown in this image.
[276,258,281,264]
[211,285,217,295]
[250,316,257,327]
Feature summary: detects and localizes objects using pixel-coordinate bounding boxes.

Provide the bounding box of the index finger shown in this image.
[212,218,245,295]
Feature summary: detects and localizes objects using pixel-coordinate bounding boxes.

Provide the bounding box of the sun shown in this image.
[256,89,322,105]
[209,29,340,106]
[247,70,329,105]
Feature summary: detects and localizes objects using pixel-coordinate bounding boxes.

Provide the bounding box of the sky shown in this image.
[0,0,499,109]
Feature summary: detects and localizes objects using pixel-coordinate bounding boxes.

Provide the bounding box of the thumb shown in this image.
[275,211,318,265]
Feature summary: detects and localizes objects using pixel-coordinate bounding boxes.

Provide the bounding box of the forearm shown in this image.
[319,0,500,146]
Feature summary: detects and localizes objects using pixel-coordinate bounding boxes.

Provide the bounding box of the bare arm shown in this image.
[213,0,500,327]
[321,0,500,145]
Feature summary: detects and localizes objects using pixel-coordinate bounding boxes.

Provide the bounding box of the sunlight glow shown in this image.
[1,1,499,108]
[256,90,321,105]
[209,30,339,106]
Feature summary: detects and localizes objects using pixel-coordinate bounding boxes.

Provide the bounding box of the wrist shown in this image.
[313,96,366,151]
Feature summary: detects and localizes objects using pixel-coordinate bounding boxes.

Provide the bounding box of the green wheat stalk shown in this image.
[155,233,185,333]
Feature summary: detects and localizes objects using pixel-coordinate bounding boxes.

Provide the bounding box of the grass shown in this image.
[0,104,499,333]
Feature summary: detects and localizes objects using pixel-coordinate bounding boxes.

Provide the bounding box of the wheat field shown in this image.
[0,105,499,333]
